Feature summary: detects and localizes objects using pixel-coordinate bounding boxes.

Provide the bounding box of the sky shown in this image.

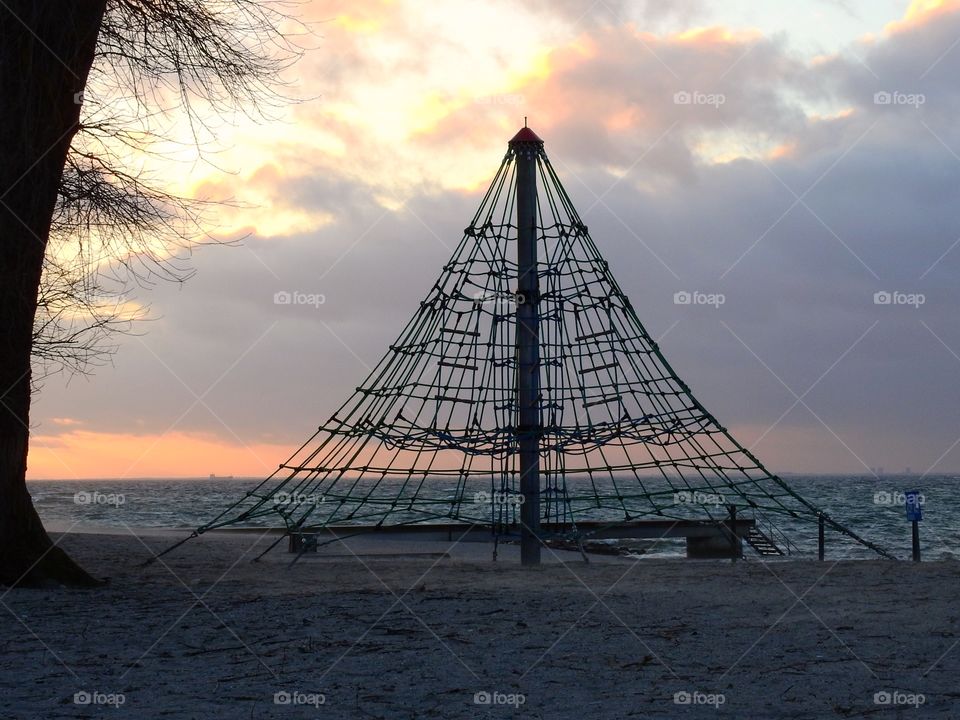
[27,0,960,479]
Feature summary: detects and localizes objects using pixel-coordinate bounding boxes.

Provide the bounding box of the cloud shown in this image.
[50,417,82,427]
[525,0,709,30]
[410,22,811,186]
[29,0,960,477]
[885,0,960,33]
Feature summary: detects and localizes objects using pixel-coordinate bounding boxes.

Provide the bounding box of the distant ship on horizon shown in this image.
[209,474,235,480]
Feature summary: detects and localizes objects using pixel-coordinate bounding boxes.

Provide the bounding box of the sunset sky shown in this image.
[28,0,960,478]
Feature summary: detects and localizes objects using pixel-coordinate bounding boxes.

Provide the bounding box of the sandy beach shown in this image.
[0,530,955,718]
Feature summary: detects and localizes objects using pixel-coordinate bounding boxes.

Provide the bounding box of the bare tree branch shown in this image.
[34,0,306,384]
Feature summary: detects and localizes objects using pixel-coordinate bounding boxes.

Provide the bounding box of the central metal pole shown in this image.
[511,126,542,566]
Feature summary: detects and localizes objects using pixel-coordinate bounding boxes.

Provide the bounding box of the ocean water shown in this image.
[27,475,960,561]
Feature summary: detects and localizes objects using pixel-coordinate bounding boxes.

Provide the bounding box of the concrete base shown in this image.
[275,518,754,559]
[687,533,742,559]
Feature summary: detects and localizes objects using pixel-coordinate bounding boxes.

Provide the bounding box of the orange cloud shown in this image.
[670,26,762,45]
[308,0,399,31]
[412,19,794,177]
[50,417,83,427]
[334,13,384,34]
[886,0,960,33]
[28,430,293,480]
[767,141,796,160]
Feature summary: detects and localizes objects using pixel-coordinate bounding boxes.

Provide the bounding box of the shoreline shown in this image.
[2,530,958,718]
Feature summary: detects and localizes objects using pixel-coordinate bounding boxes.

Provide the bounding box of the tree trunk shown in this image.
[0,2,107,587]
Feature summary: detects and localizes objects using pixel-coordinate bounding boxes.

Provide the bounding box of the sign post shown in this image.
[904,490,922,562]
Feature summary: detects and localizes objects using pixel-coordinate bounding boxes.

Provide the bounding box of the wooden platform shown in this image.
[289,518,756,558]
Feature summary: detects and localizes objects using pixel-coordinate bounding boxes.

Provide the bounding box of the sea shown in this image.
[26,475,960,561]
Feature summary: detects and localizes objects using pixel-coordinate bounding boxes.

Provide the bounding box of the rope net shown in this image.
[195,137,890,558]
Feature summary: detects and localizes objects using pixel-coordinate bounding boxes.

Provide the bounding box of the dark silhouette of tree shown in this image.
[0,0,302,587]
[32,254,141,388]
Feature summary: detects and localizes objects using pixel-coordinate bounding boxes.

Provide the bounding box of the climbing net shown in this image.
[192,137,890,558]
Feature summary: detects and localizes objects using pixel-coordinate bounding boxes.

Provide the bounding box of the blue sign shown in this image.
[905,490,923,521]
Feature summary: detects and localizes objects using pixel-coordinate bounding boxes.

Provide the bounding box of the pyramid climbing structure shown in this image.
[192,127,890,559]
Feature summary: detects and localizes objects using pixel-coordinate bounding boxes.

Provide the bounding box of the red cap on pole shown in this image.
[509,126,543,145]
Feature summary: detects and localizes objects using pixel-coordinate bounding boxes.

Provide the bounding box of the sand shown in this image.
[0,528,958,719]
